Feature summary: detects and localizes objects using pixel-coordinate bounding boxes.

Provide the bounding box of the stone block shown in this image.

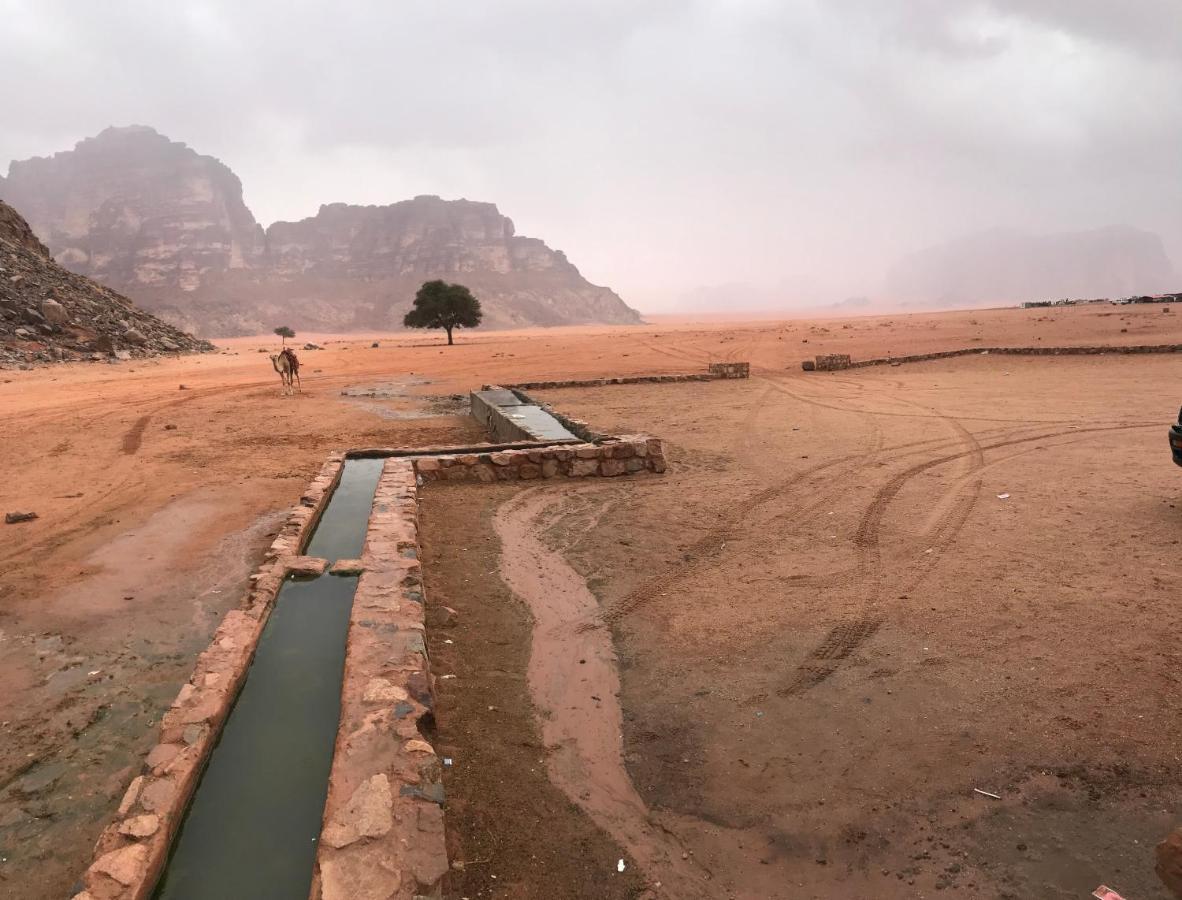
[571,458,599,477]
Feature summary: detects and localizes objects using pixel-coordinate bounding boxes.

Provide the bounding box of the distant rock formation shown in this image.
[0,199,212,368]
[2,126,641,336]
[886,226,1177,307]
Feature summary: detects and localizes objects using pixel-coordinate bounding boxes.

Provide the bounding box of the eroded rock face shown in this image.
[3,125,263,296]
[0,199,212,368]
[3,127,642,336]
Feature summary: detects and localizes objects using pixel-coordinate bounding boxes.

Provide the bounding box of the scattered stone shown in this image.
[5,510,37,524]
[1,202,211,370]
[178,384,188,390]
[40,298,68,324]
[371,341,380,348]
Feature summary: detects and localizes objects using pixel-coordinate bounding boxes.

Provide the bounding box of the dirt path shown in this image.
[494,488,710,897]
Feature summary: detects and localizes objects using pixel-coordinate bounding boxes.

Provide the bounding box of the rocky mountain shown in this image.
[0,199,212,368]
[2,127,640,336]
[886,226,1177,306]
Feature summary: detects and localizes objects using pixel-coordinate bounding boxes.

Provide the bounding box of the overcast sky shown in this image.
[2,0,1179,310]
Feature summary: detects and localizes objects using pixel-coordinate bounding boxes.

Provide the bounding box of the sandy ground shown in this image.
[2,302,1182,897]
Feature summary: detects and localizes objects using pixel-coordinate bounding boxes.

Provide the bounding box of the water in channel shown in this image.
[153,458,384,899]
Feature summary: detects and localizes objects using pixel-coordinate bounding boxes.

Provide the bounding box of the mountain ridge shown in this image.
[2,126,641,336]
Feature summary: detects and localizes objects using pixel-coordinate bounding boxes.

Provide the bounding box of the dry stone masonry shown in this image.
[312,461,448,900]
[802,345,1182,372]
[72,379,687,897]
[73,457,344,900]
[501,361,750,392]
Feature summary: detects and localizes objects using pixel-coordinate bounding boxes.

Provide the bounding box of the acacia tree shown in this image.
[274,325,295,346]
[403,280,483,345]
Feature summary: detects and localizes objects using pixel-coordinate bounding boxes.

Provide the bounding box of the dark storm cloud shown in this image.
[2,0,1179,309]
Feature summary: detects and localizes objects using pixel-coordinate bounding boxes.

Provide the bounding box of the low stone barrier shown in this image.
[802,344,1182,371]
[813,354,852,371]
[73,455,345,900]
[509,388,603,442]
[498,373,716,391]
[74,391,670,897]
[470,387,579,443]
[311,460,448,900]
[708,361,750,378]
[412,435,666,483]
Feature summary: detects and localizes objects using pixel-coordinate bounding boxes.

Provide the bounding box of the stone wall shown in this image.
[708,361,750,378]
[813,354,852,371]
[801,345,1182,371]
[412,436,666,483]
[74,395,670,897]
[470,387,579,444]
[509,389,603,442]
[311,460,448,900]
[72,456,345,900]
[499,373,715,391]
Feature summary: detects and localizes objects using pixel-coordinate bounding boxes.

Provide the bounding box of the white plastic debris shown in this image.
[997,493,1010,500]
[973,788,1001,800]
[617,859,626,873]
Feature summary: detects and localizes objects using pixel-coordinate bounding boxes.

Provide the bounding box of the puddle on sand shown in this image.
[153,458,384,899]
[494,488,708,897]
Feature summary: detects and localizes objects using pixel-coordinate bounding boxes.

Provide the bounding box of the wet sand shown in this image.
[3,302,1182,897]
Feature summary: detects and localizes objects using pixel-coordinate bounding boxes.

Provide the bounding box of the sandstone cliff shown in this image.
[3,127,641,336]
[0,200,212,368]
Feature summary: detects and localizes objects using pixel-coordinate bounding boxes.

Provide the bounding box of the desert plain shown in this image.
[2,303,1182,899]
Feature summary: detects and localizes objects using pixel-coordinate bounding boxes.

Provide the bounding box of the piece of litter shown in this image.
[997,493,1010,500]
[1093,887,1127,900]
[87,670,101,676]
[617,859,626,873]
[444,639,454,644]
[973,788,1001,800]
[440,674,457,680]
[443,757,453,767]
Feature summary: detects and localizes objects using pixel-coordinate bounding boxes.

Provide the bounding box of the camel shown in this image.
[270,348,301,395]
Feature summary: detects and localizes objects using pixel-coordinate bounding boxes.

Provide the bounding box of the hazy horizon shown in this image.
[3,1,1179,313]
